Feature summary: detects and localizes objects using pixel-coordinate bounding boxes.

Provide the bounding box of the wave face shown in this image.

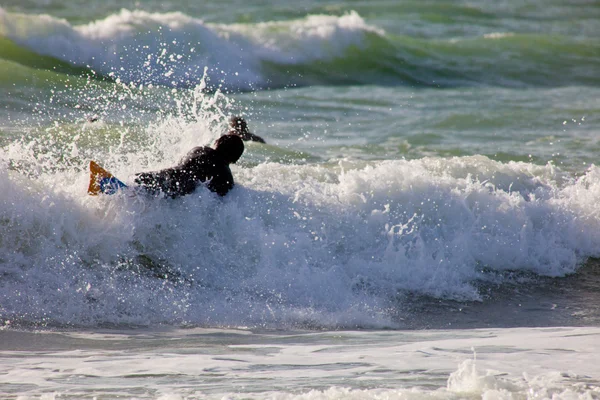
[1,86,600,329]
[1,8,599,90]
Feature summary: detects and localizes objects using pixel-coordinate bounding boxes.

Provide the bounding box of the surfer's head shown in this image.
[214,134,244,164]
[230,116,249,134]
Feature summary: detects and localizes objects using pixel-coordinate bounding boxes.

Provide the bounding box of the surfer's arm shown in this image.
[205,167,235,196]
[245,132,266,143]
[229,129,266,144]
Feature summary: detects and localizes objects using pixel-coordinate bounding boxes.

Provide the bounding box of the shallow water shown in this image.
[2,326,600,399]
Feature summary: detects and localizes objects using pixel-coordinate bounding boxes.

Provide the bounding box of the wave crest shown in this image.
[3,7,598,90]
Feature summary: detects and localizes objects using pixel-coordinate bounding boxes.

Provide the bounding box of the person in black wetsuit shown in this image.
[229,116,266,143]
[134,134,244,198]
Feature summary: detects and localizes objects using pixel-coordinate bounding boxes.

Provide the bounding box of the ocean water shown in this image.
[1,1,600,398]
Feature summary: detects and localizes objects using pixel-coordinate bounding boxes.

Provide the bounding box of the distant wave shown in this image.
[1,7,599,90]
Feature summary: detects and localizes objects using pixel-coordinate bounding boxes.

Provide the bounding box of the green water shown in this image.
[0,1,599,175]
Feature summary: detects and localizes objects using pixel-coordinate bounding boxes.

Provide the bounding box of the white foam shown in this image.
[3,138,600,327]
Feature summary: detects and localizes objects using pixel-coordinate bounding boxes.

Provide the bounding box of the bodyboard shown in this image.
[88,160,127,195]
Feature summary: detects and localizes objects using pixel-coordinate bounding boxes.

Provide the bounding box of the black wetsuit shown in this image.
[135,146,235,197]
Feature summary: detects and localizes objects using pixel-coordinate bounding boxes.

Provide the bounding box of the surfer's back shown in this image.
[134,135,243,198]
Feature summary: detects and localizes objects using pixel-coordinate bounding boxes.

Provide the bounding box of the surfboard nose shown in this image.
[88,161,127,195]
[88,161,107,195]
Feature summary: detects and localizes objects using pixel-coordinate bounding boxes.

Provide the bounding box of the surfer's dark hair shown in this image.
[230,116,248,133]
[214,134,244,164]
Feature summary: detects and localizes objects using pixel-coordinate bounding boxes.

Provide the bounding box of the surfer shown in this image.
[229,116,266,143]
[134,134,244,198]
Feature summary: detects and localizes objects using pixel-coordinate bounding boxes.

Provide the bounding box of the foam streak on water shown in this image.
[1,327,599,399]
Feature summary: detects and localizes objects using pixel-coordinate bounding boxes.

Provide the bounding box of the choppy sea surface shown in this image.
[1,1,600,398]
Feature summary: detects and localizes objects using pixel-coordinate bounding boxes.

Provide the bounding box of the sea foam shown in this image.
[2,123,600,328]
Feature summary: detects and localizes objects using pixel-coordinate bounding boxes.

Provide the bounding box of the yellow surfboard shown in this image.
[88,161,127,195]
